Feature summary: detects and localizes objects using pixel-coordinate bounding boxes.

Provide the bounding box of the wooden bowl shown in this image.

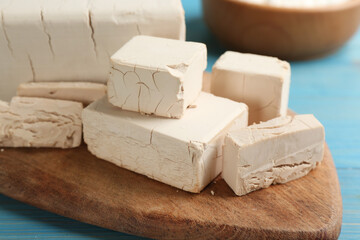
[202,0,360,60]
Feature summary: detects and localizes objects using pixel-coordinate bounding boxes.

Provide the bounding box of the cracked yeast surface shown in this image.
[108,64,184,118]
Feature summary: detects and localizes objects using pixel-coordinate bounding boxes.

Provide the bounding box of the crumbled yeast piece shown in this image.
[223,115,325,196]
[0,97,82,148]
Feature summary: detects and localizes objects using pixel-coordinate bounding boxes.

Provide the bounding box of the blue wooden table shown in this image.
[1,0,359,239]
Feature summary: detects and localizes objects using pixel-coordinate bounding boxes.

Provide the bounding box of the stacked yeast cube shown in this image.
[211,51,325,196]
[82,36,249,193]
[82,37,325,195]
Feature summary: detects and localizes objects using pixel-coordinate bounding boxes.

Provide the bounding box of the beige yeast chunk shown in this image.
[108,36,207,118]
[211,51,290,124]
[223,115,325,196]
[0,97,82,148]
[83,92,248,193]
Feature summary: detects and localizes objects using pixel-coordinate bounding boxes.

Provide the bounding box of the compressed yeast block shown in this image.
[83,92,248,193]
[211,51,290,124]
[0,97,82,148]
[107,35,207,118]
[0,0,185,101]
[17,82,106,105]
[223,115,325,196]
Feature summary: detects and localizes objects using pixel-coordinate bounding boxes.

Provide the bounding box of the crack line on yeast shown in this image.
[134,65,141,112]
[253,84,280,112]
[121,94,131,108]
[136,24,141,35]
[273,161,311,169]
[151,68,165,114]
[36,110,77,123]
[253,98,277,112]
[1,10,14,56]
[149,129,154,145]
[138,83,141,112]
[154,96,164,114]
[151,68,160,91]
[87,10,98,58]
[27,54,36,82]
[166,100,182,114]
[111,66,126,75]
[40,9,55,58]
[111,66,129,98]
[269,141,323,169]
[297,118,313,130]
[136,81,150,92]
[252,116,294,130]
[109,80,119,100]
[134,66,151,112]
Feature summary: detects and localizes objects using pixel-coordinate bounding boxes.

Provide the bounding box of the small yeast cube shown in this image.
[83,92,248,193]
[107,36,207,118]
[211,51,290,124]
[223,115,325,196]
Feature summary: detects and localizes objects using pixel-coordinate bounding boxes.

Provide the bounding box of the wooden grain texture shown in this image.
[202,0,360,60]
[0,76,343,240]
[0,141,342,240]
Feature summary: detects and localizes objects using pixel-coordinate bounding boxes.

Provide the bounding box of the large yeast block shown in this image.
[17,82,106,105]
[0,0,185,101]
[223,115,325,196]
[211,51,291,124]
[107,36,207,118]
[83,92,248,193]
[0,97,82,148]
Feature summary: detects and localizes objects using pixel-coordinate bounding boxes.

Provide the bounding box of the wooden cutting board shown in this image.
[0,75,342,240]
